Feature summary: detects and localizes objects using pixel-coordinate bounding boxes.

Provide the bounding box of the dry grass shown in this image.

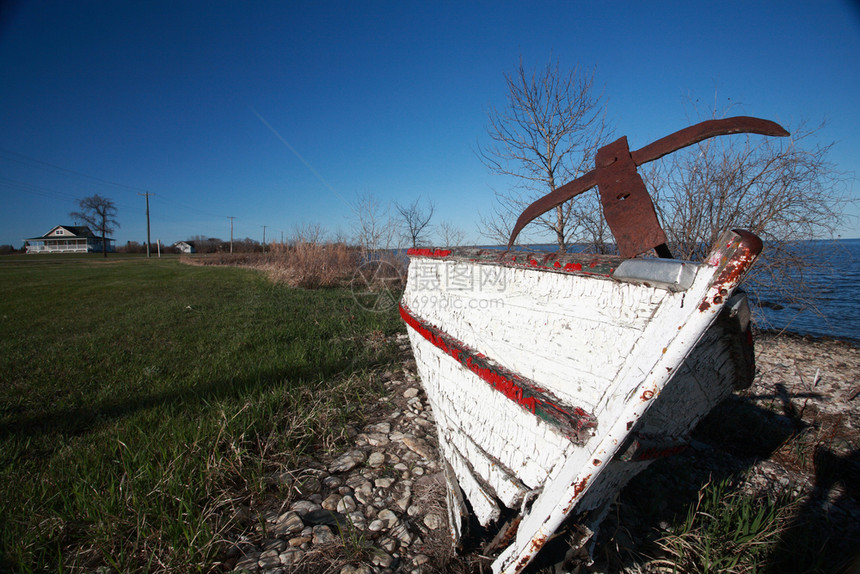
[263,242,361,288]
[179,241,352,288]
[181,242,410,291]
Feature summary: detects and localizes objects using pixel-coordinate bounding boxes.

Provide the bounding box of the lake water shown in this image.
[750,238,860,345]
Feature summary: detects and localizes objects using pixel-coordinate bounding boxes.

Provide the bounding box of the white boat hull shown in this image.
[400,230,760,573]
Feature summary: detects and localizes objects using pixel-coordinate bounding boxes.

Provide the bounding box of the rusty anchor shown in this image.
[507,116,790,258]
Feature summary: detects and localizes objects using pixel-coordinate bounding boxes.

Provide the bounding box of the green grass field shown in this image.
[0,254,403,572]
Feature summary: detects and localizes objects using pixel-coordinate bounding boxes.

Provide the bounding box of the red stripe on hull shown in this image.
[399,302,596,443]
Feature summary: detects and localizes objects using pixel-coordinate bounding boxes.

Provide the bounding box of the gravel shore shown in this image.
[594,331,860,573]
[225,331,859,573]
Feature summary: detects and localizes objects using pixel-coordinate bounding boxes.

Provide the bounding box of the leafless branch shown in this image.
[350,192,396,255]
[644,114,854,322]
[394,197,436,248]
[478,58,610,251]
[70,194,119,258]
[437,221,466,247]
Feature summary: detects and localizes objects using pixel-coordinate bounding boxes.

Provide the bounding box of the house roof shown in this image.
[25,225,113,241]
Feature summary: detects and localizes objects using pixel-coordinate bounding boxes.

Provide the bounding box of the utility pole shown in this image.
[262,225,267,252]
[138,191,153,257]
[228,216,235,254]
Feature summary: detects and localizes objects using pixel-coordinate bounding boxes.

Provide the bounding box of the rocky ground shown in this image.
[591,331,860,573]
[224,331,860,574]
[222,333,457,574]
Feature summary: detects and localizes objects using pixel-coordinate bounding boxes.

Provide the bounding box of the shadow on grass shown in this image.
[0,354,382,450]
[587,392,860,574]
[769,445,860,574]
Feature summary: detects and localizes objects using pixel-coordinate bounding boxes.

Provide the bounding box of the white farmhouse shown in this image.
[173,241,196,254]
[25,225,115,254]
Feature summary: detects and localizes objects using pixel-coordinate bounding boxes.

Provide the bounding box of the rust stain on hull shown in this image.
[699,230,763,313]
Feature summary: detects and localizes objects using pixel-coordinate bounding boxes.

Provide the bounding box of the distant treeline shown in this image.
[119,237,274,254]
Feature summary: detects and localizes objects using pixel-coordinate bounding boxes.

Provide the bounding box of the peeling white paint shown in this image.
[402,231,761,574]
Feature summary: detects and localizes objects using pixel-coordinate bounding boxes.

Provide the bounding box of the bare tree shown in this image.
[291,222,326,245]
[479,58,609,251]
[437,221,466,247]
[350,192,396,255]
[187,235,219,254]
[644,114,853,321]
[331,226,351,246]
[395,197,435,248]
[70,194,119,258]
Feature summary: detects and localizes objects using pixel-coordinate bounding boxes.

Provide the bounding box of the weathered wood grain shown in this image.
[402,230,761,574]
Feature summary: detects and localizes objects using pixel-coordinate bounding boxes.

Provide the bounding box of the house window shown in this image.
[55,229,64,235]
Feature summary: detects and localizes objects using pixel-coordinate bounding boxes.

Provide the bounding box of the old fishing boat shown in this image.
[399,117,789,573]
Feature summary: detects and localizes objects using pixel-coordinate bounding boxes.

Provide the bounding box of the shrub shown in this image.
[180,241,385,289]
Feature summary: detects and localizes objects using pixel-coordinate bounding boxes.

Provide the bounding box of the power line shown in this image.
[0,147,148,194]
[149,193,230,220]
[0,149,233,222]
[0,148,288,241]
[0,176,81,202]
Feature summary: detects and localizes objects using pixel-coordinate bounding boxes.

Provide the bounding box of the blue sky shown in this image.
[1,0,858,248]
